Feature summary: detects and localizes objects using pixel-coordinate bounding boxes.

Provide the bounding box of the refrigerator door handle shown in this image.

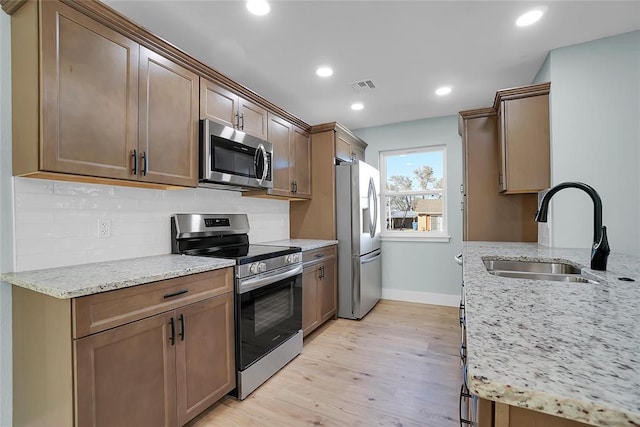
[367,178,377,239]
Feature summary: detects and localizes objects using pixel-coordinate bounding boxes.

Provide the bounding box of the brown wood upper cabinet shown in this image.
[336,132,366,162]
[200,78,268,140]
[289,122,367,239]
[496,86,550,194]
[12,0,199,188]
[246,113,311,199]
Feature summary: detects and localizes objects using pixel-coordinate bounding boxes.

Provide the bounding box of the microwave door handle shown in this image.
[256,143,268,185]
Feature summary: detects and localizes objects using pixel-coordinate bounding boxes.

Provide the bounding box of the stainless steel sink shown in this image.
[483,259,581,275]
[483,259,599,284]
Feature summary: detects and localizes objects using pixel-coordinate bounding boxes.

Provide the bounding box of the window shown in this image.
[379,146,448,241]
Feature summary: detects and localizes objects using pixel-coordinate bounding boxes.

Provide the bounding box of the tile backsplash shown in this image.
[13,177,290,272]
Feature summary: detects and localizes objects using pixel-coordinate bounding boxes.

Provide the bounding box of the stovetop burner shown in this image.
[189,244,300,265]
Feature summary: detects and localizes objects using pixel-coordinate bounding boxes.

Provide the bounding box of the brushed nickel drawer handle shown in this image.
[163,289,188,299]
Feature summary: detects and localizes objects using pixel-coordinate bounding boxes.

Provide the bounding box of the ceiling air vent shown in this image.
[350,79,376,92]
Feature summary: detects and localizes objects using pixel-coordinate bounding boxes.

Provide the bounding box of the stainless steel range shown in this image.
[171,213,302,400]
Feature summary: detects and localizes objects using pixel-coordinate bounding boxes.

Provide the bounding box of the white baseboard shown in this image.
[381,289,459,307]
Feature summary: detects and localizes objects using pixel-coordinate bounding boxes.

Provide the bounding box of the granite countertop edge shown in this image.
[463,241,640,427]
[261,239,338,251]
[1,254,236,299]
[468,377,635,427]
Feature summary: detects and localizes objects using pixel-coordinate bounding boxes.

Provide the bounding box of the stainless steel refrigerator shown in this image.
[336,160,382,319]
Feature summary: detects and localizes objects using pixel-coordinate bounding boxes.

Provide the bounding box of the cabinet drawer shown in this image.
[302,245,337,265]
[73,268,233,338]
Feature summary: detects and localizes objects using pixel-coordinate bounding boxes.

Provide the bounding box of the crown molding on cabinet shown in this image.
[492,82,551,109]
[0,0,27,15]
[310,121,367,149]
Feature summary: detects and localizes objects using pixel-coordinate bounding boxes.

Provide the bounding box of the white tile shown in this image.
[14,210,54,224]
[14,177,54,194]
[13,180,290,270]
[53,181,115,198]
[15,222,92,240]
[15,238,55,256]
[54,210,99,224]
[16,250,88,272]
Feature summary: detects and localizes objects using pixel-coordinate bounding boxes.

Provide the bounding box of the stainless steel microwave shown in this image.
[200,119,273,190]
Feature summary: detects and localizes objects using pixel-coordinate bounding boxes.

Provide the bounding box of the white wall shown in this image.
[0,11,13,427]
[13,179,290,271]
[355,115,462,306]
[535,31,640,255]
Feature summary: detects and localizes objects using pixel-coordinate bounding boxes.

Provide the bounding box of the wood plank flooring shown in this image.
[187,300,461,427]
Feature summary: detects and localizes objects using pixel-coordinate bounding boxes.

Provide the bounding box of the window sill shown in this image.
[381,233,451,243]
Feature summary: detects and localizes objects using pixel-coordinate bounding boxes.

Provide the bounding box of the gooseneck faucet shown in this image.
[534,182,610,271]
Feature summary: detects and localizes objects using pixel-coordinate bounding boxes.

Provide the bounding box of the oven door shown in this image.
[236,264,302,370]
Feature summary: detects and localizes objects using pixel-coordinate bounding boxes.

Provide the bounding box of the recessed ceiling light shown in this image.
[351,103,364,111]
[316,66,333,77]
[516,9,544,27]
[435,86,452,96]
[246,0,270,16]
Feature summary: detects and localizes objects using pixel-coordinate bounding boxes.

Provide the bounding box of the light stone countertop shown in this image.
[463,242,640,427]
[0,254,236,299]
[262,239,338,251]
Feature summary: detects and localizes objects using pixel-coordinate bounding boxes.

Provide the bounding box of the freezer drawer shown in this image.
[338,249,382,319]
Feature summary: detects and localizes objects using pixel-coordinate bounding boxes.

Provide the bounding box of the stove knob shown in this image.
[286,255,295,264]
[249,263,259,274]
[258,262,267,272]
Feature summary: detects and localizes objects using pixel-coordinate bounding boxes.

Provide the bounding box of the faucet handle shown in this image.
[591,226,610,271]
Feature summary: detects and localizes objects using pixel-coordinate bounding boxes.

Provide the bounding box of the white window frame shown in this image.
[379,146,449,242]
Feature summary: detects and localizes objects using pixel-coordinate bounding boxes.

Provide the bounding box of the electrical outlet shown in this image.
[98,218,111,238]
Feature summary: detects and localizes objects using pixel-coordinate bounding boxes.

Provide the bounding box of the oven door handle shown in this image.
[238,264,303,294]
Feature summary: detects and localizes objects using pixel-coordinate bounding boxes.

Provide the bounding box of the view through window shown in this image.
[380,146,447,235]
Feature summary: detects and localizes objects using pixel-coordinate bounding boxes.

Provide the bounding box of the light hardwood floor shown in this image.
[187,300,461,427]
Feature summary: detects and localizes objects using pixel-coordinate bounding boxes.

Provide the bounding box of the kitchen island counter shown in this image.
[262,239,338,251]
[463,242,640,427]
[1,254,235,299]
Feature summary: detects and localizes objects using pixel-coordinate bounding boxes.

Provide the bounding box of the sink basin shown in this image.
[488,270,599,284]
[483,259,599,284]
[483,259,581,274]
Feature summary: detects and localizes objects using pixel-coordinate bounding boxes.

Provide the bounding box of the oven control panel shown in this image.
[238,252,302,279]
[285,254,301,264]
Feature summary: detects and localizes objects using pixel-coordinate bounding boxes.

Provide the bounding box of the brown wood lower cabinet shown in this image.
[302,245,337,337]
[13,268,235,427]
[478,398,591,427]
[75,311,178,427]
[176,294,235,426]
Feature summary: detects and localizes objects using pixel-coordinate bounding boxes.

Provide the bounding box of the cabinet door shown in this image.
[499,95,550,193]
[319,258,337,323]
[139,47,199,187]
[292,126,312,199]
[75,311,177,427]
[302,265,320,336]
[176,292,235,426]
[41,1,139,180]
[335,134,352,162]
[351,144,365,162]
[268,113,293,196]
[238,97,268,139]
[200,77,239,128]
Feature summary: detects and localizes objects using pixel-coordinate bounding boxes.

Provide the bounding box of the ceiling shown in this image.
[103,0,640,131]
